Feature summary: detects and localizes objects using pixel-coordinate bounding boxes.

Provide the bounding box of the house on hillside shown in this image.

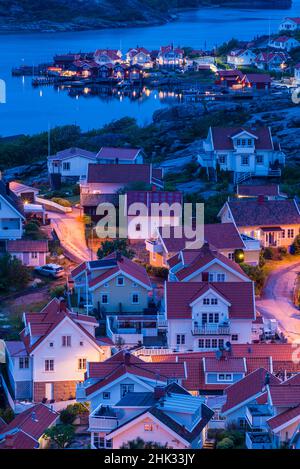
[70,253,159,346]
[167,242,251,283]
[279,17,300,32]
[0,180,25,242]
[197,126,285,184]
[255,52,290,72]
[96,147,145,165]
[47,147,97,182]
[227,49,256,67]
[80,163,163,220]
[76,350,186,410]
[4,298,110,402]
[0,403,58,449]
[126,47,152,68]
[269,36,300,52]
[87,382,213,449]
[218,197,300,249]
[6,239,48,267]
[145,223,260,267]
[164,280,256,351]
[9,181,40,204]
[157,45,184,68]
[94,49,122,66]
[221,368,280,431]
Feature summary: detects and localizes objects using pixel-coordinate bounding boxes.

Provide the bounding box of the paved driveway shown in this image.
[256,259,300,342]
[48,208,91,263]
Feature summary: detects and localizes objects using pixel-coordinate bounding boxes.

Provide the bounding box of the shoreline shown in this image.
[0,2,293,35]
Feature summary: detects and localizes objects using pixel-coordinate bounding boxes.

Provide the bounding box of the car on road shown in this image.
[35,263,65,279]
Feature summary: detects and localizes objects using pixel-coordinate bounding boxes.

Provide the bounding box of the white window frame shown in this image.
[78,358,87,371]
[62,335,71,347]
[44,359,55,372]
[101,293,109,304]
[217,373,233,382]
[132,293,139,304]
[116,276,125,286]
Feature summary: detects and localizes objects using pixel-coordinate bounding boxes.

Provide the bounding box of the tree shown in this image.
[120,437,168,449]
[216,437,235,449]
[97,239,134,260]
[0,253,30,292]
[44,424,75,449]
[292,235,300,255]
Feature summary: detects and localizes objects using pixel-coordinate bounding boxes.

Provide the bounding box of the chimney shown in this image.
[257,195,265,205]
[124,350,131,366]
[4,434,15,448]
[59,298,67,313]
[116,251,122,262]
[154,386,166,400]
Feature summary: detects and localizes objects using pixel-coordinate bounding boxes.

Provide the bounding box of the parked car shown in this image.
[35,264,65,279]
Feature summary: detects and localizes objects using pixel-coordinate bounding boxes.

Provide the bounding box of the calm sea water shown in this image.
[0,1,299,136]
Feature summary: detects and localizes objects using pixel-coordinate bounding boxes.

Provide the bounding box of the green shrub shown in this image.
[240,263,266,295]
[291,235,300,255]
[50,285,66,299]
[60,408,76,425]
[0,407,14,424]
[216,437,235,449]
[51,197,71,207]
[146,265,169,279]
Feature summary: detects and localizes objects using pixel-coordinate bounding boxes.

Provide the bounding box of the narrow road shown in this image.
[256,259,300,342]
[48,208,91,263]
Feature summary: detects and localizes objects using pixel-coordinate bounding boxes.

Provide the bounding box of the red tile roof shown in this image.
[48,147,96,161]
[159,222,244,255]
[0,403,58,449]
[74,253,151,289]
[222,368,281,413]
[269,384,300,407]
[96,147,142,161]
[204,357,246,373]
[281,373,300,385]
[21,298,98,353]
[227,198,300,227]
[211,127,273,151]
[86,163,161,185]
[126,191,182,214]
[0,431,38,450]
[94,49,120,60]
[166,281,255,320]
[7,239,48,253]
[237,184,280,197]
[172,243,247,281]
[85,350,186,396]
[267,405,300,431]
[285,17,300,24]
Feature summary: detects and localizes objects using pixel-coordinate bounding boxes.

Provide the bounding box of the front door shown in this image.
[45,383,54,401]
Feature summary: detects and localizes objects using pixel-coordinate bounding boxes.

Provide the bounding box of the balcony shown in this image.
[246,405,273,431]
[246,431,273,450]
[89,406,118,432]
[145,239,163,253]
[192,324,230,335]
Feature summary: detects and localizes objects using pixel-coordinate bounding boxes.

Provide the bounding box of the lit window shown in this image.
[144,424,153,431]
